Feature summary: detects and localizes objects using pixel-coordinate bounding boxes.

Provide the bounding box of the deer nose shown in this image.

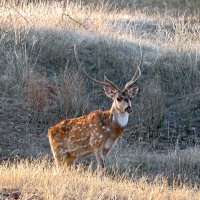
[125,106,132,113]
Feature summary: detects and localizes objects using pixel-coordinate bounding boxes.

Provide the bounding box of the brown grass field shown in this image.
[1,158,200,200]
[0,0,200,199]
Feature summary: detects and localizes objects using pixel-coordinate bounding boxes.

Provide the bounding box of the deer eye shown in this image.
[117,97,122,101]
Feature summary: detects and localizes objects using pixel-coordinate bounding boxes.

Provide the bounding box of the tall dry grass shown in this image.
[0,158,200,200]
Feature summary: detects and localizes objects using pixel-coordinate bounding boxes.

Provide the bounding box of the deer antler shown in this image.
[124,52,143,90]
[104,76,119,91]
[74,45,119,91]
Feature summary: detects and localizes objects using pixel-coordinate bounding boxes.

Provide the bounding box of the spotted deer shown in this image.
[48,46,143,170]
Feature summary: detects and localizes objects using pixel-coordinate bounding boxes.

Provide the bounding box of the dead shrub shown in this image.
[26,70,57,113]
[54,66,89,119]
[137,80,165,139]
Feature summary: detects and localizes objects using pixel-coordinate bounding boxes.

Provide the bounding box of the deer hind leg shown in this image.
[54,153,75,169]
[94,148,105,171]
[53,153,65,167]
[63,156,76,169]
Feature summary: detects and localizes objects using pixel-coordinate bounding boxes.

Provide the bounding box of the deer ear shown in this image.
[128,86,139,97]
[103,86,118,99]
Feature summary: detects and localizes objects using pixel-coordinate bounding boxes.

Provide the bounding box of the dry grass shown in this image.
[0,158,200,200]
[0,0,200,198]
[91,0,200,15]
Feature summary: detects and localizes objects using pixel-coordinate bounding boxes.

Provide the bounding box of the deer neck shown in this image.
[110,101,129,128]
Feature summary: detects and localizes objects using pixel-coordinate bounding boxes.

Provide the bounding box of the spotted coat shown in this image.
[48,109,124,168]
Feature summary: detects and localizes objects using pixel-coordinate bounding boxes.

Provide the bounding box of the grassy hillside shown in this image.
[0,0,200,198]
[0,0,199,150]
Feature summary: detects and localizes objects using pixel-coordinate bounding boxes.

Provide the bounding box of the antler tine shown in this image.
[125,52,143,90]
[104,76,119,91]
[74,45,118,90]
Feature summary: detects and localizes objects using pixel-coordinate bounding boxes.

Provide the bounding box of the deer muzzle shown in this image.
[125,106,132,113]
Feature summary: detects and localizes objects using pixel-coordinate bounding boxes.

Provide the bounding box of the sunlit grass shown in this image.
[1,0,200,54]
[0,158,200,200]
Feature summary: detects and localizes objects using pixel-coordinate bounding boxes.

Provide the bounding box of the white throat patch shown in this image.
[113,110,129,127]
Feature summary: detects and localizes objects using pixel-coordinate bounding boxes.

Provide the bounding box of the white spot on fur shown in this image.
[89,124,93,127]
[106,127,111,132]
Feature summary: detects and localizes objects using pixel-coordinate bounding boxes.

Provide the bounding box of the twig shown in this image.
[6,2,30,26]
[62,13,89,30]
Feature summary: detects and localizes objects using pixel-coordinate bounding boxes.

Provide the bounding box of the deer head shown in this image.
[74,45,143,115]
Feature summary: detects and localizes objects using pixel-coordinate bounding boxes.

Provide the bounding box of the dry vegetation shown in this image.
[0,0,200,199]
[1,158,200,200]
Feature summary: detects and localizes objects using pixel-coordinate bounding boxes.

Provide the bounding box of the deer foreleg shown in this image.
[94,148,105,171]
[102,138,115,156]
